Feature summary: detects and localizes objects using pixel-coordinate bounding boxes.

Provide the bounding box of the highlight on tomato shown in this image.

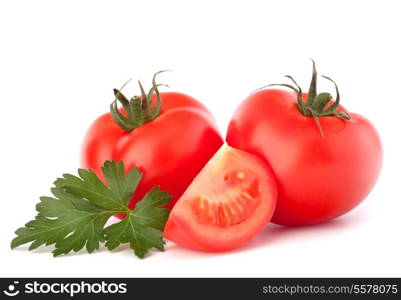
[164,144,277,251]
[81,71,223,213]
[227,61,382,226]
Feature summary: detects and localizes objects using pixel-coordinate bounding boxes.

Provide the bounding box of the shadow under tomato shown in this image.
[11,211,368,259]
[236,211,368,253]
[164,210,368,259]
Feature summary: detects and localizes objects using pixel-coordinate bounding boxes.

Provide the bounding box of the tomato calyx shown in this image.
[110,71,170,132]
[255,60,351,137]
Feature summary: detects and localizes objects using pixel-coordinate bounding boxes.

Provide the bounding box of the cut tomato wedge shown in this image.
[164,144,277,251]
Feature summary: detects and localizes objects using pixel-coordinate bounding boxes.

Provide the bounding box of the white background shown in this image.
[1,0,400,277]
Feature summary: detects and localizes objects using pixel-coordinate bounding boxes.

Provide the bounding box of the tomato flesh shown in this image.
[164,144,277,251]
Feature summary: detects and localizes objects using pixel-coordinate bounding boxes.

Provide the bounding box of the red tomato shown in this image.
[164,145,277,251]
[226,62,382,226]
[81,74,223,213]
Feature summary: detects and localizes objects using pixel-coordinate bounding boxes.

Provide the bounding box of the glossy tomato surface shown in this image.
[81,92,223,212]
[164,144,277,251]
[227,89,382,226]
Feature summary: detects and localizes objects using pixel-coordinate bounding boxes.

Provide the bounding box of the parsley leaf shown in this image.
[104,186,170,258]
[11,161,171,258]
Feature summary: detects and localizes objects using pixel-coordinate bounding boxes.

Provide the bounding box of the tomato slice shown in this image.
[164,144,277,251]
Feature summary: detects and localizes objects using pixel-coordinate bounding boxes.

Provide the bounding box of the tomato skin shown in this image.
[164,145,277,251]
[226,89,382,226]
[81,92,223,211]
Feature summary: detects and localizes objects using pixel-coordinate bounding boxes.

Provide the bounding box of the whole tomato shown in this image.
[226,62,382,226]
[81,72,223,213]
